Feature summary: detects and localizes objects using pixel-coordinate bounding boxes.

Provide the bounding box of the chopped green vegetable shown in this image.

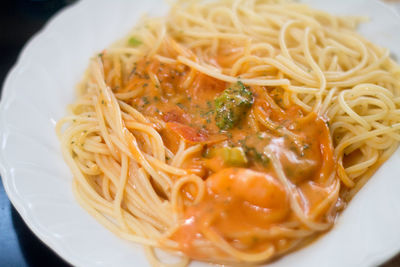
[214,81,254,130]
[204,146,248,167]
[221,147,248,166]
[128,37,142,47]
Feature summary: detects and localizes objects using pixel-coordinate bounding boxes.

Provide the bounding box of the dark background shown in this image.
[0,0,399,266]
[0,1,75,266]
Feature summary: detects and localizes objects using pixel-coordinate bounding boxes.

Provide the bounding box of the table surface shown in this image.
[1,1,400,266]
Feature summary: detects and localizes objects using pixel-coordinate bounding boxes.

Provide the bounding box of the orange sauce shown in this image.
[171,113,336,260]
[101,53,338,261]
[173,168,290,259]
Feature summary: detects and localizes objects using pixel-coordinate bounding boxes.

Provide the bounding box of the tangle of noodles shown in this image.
[56,0,400,265]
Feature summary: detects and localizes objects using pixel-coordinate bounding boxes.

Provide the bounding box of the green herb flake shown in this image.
[128,37,142,47]
[142,97,150,105]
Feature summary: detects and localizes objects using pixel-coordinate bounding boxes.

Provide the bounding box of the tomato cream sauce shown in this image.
[102,54,337,260]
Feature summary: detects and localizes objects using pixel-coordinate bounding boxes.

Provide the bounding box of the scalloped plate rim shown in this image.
[0,1,94,266]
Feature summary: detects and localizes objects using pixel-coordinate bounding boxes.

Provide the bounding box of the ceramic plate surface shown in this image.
[1,0,400,266]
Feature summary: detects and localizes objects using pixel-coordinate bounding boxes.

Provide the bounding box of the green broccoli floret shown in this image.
[214,81,254,130]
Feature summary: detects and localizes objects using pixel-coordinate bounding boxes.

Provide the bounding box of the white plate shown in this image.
[1,0,400,266]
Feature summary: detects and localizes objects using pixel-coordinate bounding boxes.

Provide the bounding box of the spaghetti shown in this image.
[56,0,400,265]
